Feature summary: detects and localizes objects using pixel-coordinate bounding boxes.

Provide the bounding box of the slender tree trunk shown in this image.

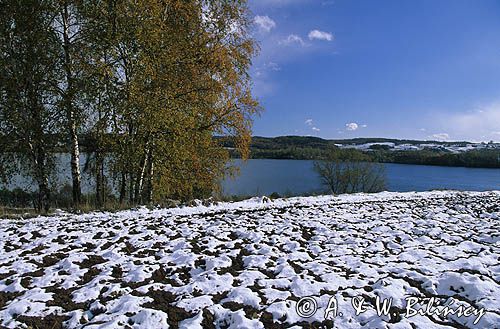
[37,167,51,214]
[95,150,103,207]
[134,153,147,202]
[61,2,82,207]
[129,173,135,203]
[134,137,150,202]
[27,87,51,213]
[68,112,82,206]
[145,148,154,204]
[95,97,104,208]
[29,141,50,213]
[100,158,106,204]
[119,171,126,204]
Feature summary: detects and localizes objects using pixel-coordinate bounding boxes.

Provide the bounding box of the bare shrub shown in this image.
[314,149,386,194]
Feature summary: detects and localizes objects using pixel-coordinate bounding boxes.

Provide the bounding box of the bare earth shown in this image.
[0,191,499,328]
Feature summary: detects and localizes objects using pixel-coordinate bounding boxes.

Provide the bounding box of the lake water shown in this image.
[4,156,499,197]
[221,159,500,196]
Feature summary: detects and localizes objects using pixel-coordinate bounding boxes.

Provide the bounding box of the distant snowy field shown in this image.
[0,191,499,328]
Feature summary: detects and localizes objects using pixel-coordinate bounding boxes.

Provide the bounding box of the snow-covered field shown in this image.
[0,191,499,329]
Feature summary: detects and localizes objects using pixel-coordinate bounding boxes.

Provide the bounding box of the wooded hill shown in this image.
[219,136,500,168]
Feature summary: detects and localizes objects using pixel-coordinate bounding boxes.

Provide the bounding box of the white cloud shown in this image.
[251,61,282,97]
[308,29,333,41]
[266,62,281,71]
[304,119,319,132]
[435,103,500,141]
[431,133,450,141]
[254,15,276,33]
[280,34,306,46]
[251,67,275,97]
[345,122,359,131]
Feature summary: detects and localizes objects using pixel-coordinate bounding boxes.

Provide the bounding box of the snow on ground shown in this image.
[0,190,499,329]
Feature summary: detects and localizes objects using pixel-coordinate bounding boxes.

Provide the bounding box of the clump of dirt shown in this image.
[20,276,32,288]
[76,255,106,268]
[210,291,229,304]
[100,241,114,250]
[111,265,123,279]
[136,248,156,257]
[81,242,96,252]
[129,227,141,235]
[142,289,193,328]
[30,231,43,239]
[194,257,206,270]
[150,267,173,284]
[228,231,239,241]
[4,241,20,252]
[293,320,335,329]
[218,248,248,276]
[42,252,68,267]
[20,244,46,257]
[261,266,277,279]
[121,240,137,254]
[176,267,192,285]
[53,235,66,244]
[166,306,194,329]
[151,241,165,249]
[221,301,260,319]
[0,261,14,268]
[201,309,216,329]
[78,267,100,285]
[21,268,45,278]
[45,287,87,311]
[16,314,69,329]
[260,311,287,329]
[0,291,22,309]
[0,270,15,281]
[288,260,303,275]
[143,289,176,308]
[301,227,314,241]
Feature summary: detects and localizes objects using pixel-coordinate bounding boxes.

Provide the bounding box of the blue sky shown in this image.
[248,0,500,142]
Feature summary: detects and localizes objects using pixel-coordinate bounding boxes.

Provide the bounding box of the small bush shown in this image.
[269,192,281,199]
[314,148,386,194]
[0,188,35,208]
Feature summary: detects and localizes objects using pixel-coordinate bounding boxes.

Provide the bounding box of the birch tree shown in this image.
[120,0,260,202]
[52,0,93,207]
[0,0,61,212]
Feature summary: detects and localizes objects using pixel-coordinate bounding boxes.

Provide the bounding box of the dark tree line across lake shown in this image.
[221,136,500,169]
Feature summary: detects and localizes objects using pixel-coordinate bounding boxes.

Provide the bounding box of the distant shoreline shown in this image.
[228,157,500,170]
[220,136,500,169]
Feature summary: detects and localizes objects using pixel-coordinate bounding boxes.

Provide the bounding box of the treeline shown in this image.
[0,0,259,212]
[221,135,475,149]
[372,149,500,168]
[220,136,500,168]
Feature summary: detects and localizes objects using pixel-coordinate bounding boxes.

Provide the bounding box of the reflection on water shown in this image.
[222,159,500,196]
[2,156,499,197]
